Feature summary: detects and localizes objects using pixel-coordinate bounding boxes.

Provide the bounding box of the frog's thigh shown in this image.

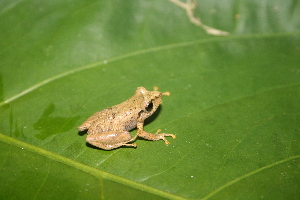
[86,131,135,150]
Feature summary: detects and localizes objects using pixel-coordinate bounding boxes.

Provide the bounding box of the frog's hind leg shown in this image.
[121,134,138,148]
[86,131,138,150]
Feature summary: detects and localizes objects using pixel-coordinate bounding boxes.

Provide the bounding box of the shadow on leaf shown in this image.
[33,103,80,140]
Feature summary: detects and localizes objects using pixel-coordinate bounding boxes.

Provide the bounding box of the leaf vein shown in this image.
[1,32,298,107]
[201,155,300,200]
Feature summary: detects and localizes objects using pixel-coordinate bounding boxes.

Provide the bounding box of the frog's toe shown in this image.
[156,133,176,145]
[78,125,87,131]
[123,143,137,148]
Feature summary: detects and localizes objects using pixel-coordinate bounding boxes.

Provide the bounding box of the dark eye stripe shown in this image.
[145,102,153,112]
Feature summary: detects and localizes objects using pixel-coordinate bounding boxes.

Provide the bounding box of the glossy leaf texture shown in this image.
[1,0,300,199]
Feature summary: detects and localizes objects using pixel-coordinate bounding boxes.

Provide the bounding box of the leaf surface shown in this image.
[0,0,300,199]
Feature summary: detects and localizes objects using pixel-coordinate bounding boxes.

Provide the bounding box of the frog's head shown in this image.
[136,87,170,120]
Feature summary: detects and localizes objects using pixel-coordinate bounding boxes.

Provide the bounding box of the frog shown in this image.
[78,87,176,150]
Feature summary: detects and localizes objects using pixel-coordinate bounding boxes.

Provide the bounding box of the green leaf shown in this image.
[1,0,300,199]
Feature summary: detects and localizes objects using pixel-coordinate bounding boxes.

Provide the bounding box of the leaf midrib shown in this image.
[0,133,185,200]
[2,130,299,200]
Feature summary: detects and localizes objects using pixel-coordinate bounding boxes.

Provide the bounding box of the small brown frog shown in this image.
[78,87,176,150]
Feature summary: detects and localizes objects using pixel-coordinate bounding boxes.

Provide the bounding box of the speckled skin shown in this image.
[78,87,176,150]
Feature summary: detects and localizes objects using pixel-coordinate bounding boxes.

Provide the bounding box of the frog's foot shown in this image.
[122,143,137,148]
[138,129,176,145]
[78,125,88,132]
[87,139,137,150]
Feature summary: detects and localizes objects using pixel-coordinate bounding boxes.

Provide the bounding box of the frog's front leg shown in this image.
[86,131,138,150]
[136,122,176,145]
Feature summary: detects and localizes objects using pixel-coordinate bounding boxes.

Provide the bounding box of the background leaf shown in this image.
[1,0,300,199]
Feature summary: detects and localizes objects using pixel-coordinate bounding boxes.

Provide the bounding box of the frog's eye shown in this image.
[145,101,153,112]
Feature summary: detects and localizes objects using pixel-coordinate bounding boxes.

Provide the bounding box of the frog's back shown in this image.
[79,106,138,134]
[78,108,113,131]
